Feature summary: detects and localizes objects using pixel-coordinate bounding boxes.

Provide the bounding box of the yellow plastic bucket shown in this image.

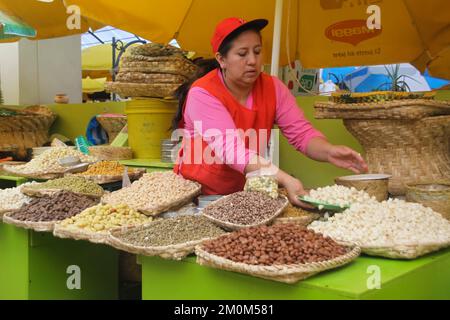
[125,99,177,159]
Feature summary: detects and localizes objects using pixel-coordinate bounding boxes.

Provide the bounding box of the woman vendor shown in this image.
[173,17,367,207]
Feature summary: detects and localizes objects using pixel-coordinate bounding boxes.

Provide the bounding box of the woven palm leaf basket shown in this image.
[0,106,56,159]
[314,99,450,196]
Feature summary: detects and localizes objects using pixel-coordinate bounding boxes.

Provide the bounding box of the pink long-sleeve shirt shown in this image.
[182,70,325,173]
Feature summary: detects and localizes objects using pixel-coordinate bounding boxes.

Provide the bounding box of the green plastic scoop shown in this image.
[298,196,350,212]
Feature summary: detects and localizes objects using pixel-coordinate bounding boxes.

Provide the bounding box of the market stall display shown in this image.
[0,182,36,216]
[309,198,450,259]
[196,223,360,283]
[21,176,104,198]
[106,43,197,98]
[202,191,289,230]
[0,106,56,160]
[2,190,98,232]
[53,204,151,244]
[108,215,226,260]
[101,172,201,216]
[73,160,145,184]
[2,147,97,179]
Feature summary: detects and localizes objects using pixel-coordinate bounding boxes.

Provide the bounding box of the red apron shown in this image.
[174,70,276,195]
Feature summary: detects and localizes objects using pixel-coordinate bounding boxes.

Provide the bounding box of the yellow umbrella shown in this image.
[82,42,142,71]
[66,0,450,78]
[82,76,106,93]
[0,0,102,41]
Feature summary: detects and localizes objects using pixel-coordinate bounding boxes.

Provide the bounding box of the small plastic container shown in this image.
[244,168,279,199]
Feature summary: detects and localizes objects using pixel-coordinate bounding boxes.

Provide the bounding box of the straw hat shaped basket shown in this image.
[314,99,450,196]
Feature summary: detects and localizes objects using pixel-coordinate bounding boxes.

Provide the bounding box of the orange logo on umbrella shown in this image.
[325,19,382,46]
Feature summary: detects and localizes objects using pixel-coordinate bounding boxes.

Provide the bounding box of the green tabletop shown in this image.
[140,248,450,300]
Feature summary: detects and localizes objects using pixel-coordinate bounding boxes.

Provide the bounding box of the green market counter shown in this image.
[0,222,118,300]
[140,248,450,300]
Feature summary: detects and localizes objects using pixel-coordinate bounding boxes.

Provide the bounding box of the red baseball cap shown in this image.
[211,17,268,53]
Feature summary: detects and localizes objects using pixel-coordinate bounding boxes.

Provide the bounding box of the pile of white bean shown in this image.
[309,198,450,246]
[0,182,36,211]
[101,172,200,211]
[5,147,97,174]
[305,185,376,208]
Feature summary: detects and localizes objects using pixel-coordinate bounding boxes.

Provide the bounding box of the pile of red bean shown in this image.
[202,223,349,265]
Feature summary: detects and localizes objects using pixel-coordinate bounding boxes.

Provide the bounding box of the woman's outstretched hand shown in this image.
[327,145,368,174]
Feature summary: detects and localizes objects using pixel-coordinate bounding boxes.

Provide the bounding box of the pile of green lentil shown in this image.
[27,176,104,197]
[116,215,226,247]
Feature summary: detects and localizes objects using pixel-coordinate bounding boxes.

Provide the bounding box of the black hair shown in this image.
[171,28,262,130]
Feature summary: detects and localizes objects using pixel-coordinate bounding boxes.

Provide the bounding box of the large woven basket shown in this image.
[116,72,187,84]
[96,116,127,142]
[314,99,450,120]
[0,106,57,159]
[53,224,110,244]
[105,82,181,99]
[120,55,196,78]
[343,115,450,195]
[195,245,360,284]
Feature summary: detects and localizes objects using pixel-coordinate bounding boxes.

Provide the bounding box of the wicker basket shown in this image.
[87,146,133,161]
[120,56,196,78]
[272,215,319,227]
[343,115,450,195]
[101,183,202,216]
[105,82,181,99]
[129,43,184,57]
[336,239,450,259]
[72,168,145,185]
[406,183,450,220]
[108,223,221,260]
[2,212,56,232]
[195,245,361,284]
[116,72,187,84]
[96,115,127,142]
[314,99,450,120]
[0,106,57,159]
[53,224,111,244]
[202,196,289,231]
[21,186,103,199]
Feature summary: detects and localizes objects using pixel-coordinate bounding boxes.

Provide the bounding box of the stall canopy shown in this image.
[66,0,450,79]
[0,0,102,41]
[0,10,36,39]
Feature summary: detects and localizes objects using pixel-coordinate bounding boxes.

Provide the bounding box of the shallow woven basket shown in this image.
[1,165,64,180]
[87,146,133,161]
[53,224,110,244]
[0,106,57,159]
[73,168,145,185]
[105,82,181,99]
[3,212,57,232]
[21,186,103,199]
[336,239,450,259]
[195,245,361,284]
[272,215,319,227]
[108,223,221,260]
[343,115,450,195]
[101,183,202,216]
[406,183,450,221]
[202,196,289,231]
[96,116,127,142]
[314,99,450,120]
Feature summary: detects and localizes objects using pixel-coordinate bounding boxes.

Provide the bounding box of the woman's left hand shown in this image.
[327,145,368,174]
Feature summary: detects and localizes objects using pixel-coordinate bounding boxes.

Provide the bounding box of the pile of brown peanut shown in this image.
[202,223,349,265]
